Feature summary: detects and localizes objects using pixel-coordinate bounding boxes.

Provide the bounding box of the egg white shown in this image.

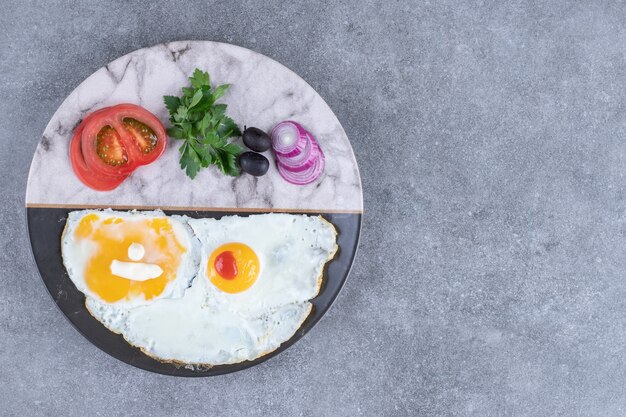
[86,273,313,365]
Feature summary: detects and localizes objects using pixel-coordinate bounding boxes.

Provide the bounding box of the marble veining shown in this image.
[26,41,363,212]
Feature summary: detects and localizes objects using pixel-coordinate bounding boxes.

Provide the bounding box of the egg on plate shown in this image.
[188,214,338,318]
[62,210,337,365]
[62,210,199,307]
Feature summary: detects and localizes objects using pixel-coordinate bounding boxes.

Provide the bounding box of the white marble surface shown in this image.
[26,41,362,212]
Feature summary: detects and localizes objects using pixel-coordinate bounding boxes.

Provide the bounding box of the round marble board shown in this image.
[25,41,363,376]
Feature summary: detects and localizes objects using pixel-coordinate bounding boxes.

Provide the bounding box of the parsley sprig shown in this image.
[163,69,242,178]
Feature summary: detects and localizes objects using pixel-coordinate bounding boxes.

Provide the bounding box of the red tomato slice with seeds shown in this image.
[69,104,167,191]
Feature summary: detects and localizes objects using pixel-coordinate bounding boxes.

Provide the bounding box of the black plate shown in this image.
[26,207,361,376]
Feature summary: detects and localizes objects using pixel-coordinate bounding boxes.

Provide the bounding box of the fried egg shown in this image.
[64,211,338,365]
[188,214,338,318]
[62,210,199,307]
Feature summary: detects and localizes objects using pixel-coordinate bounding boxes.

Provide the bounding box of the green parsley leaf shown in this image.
[164,68,243,178]
[198,112,211,136]
[188,89,204,109]
[211,104,227,121]
[178,142,202,179]
[213,147,240,177]
[222,142,244,155]
[189,68,210,88]
[218,116,241,139]
[166,126,186,140]
[212,84,230,101]
[182,87,195,98]
[163,96,181,114]
[173,106,188,123]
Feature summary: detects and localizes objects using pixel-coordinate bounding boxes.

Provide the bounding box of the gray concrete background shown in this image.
[2,1,626,416]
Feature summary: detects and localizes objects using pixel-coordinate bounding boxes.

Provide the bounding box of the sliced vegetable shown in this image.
[96,126,128,166]
[276,149,325,185]
[270,121,308,155]
[277,146,319,172]
[274,133,316,169]
[70,111,128,191]
[69,104,167,191]
[270,121,325,185]
[123,118,159,153]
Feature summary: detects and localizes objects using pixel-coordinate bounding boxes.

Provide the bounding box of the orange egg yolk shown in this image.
[207,243,260,293]
[74,213,187,303]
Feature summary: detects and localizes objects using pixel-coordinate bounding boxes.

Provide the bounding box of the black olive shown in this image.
[242,126,271,152]
[239,151,270,176]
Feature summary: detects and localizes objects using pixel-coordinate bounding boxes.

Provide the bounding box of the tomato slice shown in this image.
[122,118,158,154]
[69,104,167,191]
[96,125,128,166]
[70,112,128,191]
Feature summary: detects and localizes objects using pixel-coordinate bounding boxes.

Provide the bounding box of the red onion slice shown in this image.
[276,139,321,172]
[278,137,309,159]
[275,133,316,168]
[276,143,325,185]
[271,120,326,185]
[271,121,308,155]
[277,158,324,185]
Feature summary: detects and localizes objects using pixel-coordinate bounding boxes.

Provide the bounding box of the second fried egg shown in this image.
[188,214,338,318]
